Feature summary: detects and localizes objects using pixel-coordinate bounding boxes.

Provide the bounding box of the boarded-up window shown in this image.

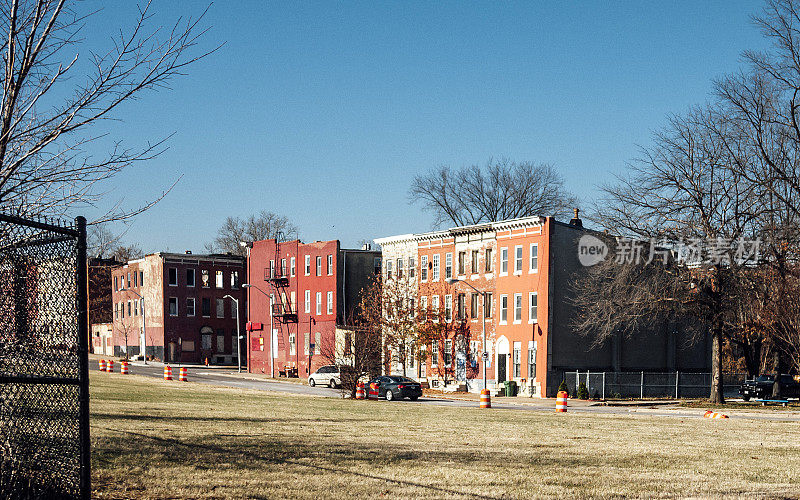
[183,340,195,352]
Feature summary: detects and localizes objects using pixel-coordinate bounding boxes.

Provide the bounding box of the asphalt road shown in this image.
[93,360,800,422]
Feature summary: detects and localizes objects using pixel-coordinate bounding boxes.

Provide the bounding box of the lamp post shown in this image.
[243,283,274,377]
[447,278,488,391]
[120,287,147,365]
[223,294,242,373]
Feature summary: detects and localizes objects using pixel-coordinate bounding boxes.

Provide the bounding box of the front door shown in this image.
[497,354,507,383]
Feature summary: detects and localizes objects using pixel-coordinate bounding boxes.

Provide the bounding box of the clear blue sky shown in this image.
[83,1,768,252]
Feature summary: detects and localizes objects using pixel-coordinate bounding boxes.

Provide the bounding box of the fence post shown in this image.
[75,216,91,500]
[640,371,644,399]
[576,370,579,393]
[675,371,679,399]
[602,371,606,400]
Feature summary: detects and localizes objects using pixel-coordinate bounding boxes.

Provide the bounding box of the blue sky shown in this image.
[82,1,767,252]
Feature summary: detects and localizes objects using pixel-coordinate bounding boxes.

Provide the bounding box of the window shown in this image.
[458,251,466,275]
[500,294,508,323]
[290,257,296,277]
[431,341,438,366]
[281,258,287,276]
[397,258,404,278]
[485,248,493,272]
[327,291,333,315]
[289,333,296,356]
[186,268,195,287]
[444,339,453,367]
[500,248,508,274]
[114,276,118,291]
[120,302,124,319]
[133,271,137,287]
[139,271,144,287]
[127,301,131,317]
[471,250,479,274]
[327,254,333,275]
[421,296,428,321]
[445,253,452,279]
[316,292,322,315]
[187,298,195,317]
[528,341,537,379]
[421,255,428,281]
[168,268,177,286]
[529,292,538,323]
[386,260,393,280]
[515,245,523,273]
[485,292,493,318]
[169,297,178,316]
[514,293,522,322]
[457,293,466,320]
[304,332,310,355]
[134,300,138,316]
[201,269,209,287]
[513,342,522,378]
[217,332,225,352]
[231,271,240,289]
[409,298,415,319]
[374,257,382,274]
[316,256,322,276]
[432,254,440,281]
[470,292,478,318]
[215,271,224,289]
[305,290,311,313]
[201,298,211,317]
[530,243,538,272]
[216,298,225,318]
[432,295,439,318]
[409,257,415,278]
[114,303,118,320]
[269,260,275,278]
[202,333,212,350]
[444,295,452,322]
[315,332,321,354]
[305,255,311,275]
[127,272,131,288]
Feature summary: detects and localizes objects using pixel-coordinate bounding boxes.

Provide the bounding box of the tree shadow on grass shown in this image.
[91,412,366,425]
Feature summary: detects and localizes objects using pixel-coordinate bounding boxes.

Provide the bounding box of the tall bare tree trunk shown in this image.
[710,328,725,404]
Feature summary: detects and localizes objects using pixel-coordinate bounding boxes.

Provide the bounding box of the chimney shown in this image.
[569,208,583,228]
[185,250,192,255]
[362,243,372,251]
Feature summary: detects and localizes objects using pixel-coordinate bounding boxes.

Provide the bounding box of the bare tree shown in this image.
[207,211,299,256]
[0,0,214,221]
[409,158,577,228]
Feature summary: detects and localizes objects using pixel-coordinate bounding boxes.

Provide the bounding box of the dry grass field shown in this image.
[90,372,800,499]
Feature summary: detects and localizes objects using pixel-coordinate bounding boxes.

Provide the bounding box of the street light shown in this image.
[223,294,242,373]
[447,278,488,391]
[119,287,147,365]
[243,283,274,377]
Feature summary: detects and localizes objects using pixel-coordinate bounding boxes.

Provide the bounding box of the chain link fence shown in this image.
[0,214,89,499]
[563,371,748,399]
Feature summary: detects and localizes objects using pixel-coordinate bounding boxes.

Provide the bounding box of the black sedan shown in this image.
[368,376,423,401]
[739,374,800,401]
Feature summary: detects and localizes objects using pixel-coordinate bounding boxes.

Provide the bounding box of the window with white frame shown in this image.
[289,333,296,356]
[431,341,438,366]
[281,258,287,276]
[485,292,493,318]
[139,271,144,287]
[215,270,224,288]
[500,294,508,323]
[374,257,382,274]
[515,245,523,273]
[444,339,452,366]
[305,290,311,313]
[432,254,440,281]
[168,268,177,286]
[529,292,538,323]
[444,295,452,322]
[445,253,452,279]
[409,257,415,278]
[269,260,275,278]
[316,256,322,276]
[114,276,118,291]
[514,293,522,322]
[186,268,195,287]
[397,257,404,278]
[134,300,138,316]
[471,250,479,274]
[528,341,537,379]
[290,257,296,277]
[305,255,311,275]
[513,342,522,378]
[421,255,428,281]
[327,291,333,315]
[432,295,439,318]
[231,271,240,289]
[457,293,466,319]
[327,254,333,275]
[187,297,195,317]
[169,297,178,316]
[421,296,428,321]
[500,248,508,274]
[216,298,225,318]
[458,251,466,275]
[386,260,393,279]
[315,332,321,354]
[316,292,322,315]
[530,243,538,272]
[485,248,493,272]
[201,269,210,287]
[470,292,478,318]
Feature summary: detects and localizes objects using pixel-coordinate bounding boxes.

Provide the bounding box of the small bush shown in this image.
[557,380,569,393]
[577,383,590,400]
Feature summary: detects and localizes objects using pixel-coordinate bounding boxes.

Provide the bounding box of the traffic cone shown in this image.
[355,382,365,400]
[98,359,106,372]
[178,367,188,382]
[163,365,173,381]
[106,360,114,373]
[120,361,129,375]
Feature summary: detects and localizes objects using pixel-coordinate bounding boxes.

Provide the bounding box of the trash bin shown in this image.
[504,381,517,397]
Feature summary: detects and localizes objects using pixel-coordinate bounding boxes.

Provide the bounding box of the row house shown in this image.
[375,212,710,397]
[245,239,381,377]
[110,252,246,363]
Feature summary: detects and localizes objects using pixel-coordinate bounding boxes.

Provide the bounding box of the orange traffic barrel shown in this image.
[556,390,568,412]
[480,389,491,409]
[355,382,365,400]
[704,410,729,419]
[120,361,129,375]
[106,360,114,373]
[178,367,188,382]
[98,359,106,372]
[163,365,173,381]
[368,382,379,400]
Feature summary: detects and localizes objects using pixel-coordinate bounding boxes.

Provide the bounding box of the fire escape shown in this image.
[264,238,297,323]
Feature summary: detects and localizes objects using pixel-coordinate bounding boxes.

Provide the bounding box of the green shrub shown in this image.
[577,383,590,400]
[557,380,569,394]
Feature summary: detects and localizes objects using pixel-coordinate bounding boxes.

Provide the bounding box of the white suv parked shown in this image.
[308,365,340,388]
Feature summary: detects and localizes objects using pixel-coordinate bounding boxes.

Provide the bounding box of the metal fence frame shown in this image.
[0,214,89,499]
[562,370,748,399]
